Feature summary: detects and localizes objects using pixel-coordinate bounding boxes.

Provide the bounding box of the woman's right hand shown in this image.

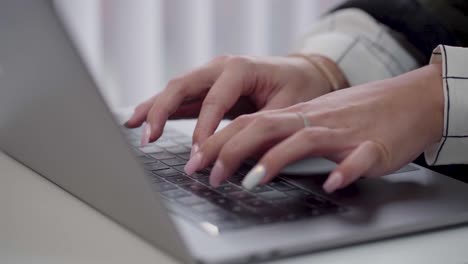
[124,54,347,151]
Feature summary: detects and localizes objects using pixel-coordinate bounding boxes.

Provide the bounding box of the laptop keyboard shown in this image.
[123,127,346,232]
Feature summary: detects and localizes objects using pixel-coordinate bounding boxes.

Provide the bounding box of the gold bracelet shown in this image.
[289,53,349,91]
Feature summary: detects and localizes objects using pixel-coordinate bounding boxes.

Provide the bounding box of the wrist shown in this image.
[288,53,350,92]
[425,63,445,144]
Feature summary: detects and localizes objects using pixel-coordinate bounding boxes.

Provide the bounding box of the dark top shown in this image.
[334,0,468,64]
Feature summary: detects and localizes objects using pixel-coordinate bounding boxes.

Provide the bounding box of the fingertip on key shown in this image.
[185,152,203,176]
[140,123,151,146]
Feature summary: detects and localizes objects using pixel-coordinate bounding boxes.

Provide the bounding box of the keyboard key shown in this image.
[209,198,254,217]
[149,175,165,183]
[139,155,156,164]
[176,196,206,206]
[152,182,177,192]
[267,181,298,192]
[249,185,274,193]
[161,189,190,199]
[139,145,164,153]
[177,153,191,160]
[150,152,175,160]
[228,174,245,185]
[257,190,289,201]
[145,161,169,171]
[209,196,234,207]
[172,137,192,144]
[153,168,181,178]
[243,198,270,209]
[227,191,256,201]
[166,176,195,185]
[162,157,186,166]
[155,140,179,148]
[172,165,186,173]
[165,146,190,154]
[195,176,210,185]
[181,182,206,192]
[181,183,219,198]
[215,184,242,194]
[186,172,205,178]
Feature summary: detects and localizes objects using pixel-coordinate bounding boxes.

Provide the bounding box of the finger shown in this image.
[208,113,304,187]
[124,96,156,128]
[192,59,255,146]
[241,127,348,190]
[145,64,223,142]
[184,114,255,175]
[323,141,385,193]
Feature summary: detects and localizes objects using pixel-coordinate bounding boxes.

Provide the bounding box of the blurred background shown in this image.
[55,0,343,111]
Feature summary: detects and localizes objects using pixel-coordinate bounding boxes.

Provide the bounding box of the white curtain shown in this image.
[55,0,343,110]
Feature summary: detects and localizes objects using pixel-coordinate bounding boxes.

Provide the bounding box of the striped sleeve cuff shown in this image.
[296,8,418,87]
[425,45,468,165]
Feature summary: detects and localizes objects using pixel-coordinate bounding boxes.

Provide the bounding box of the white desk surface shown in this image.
[2,119,468,264]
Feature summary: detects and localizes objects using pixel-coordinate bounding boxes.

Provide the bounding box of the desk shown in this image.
[2,119,468,264]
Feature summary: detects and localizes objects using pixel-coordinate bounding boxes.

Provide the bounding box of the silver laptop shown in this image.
[2,1,468,263]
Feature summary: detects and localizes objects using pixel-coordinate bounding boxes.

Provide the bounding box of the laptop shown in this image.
[2,1,468,263]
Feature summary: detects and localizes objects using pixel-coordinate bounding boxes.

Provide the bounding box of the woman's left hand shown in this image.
[184,64,445,193]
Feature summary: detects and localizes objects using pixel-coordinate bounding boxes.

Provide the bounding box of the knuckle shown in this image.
[233,114,254,127]
[166,77,183,89]
[165,77,186,95]
[226,56,254,71]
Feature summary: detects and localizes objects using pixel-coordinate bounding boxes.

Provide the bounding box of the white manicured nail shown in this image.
[140,123,151,146]
[242,165,266,190]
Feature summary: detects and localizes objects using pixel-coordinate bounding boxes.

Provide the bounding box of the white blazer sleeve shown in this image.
[425,45,468,165]
[296,8,419,87]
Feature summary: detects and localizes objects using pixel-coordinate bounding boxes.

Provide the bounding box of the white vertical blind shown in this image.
[56,0,344,110]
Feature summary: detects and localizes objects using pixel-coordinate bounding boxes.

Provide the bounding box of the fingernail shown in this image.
[140,123,151,146]
[184,152,203,175]
[323,172,343,193]
[210,160,225,187]
[190,144,199,158]
[242,165,266,190]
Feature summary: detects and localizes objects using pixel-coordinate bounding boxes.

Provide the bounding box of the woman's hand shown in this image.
[124,55,345,150]
[184,64,445,193]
